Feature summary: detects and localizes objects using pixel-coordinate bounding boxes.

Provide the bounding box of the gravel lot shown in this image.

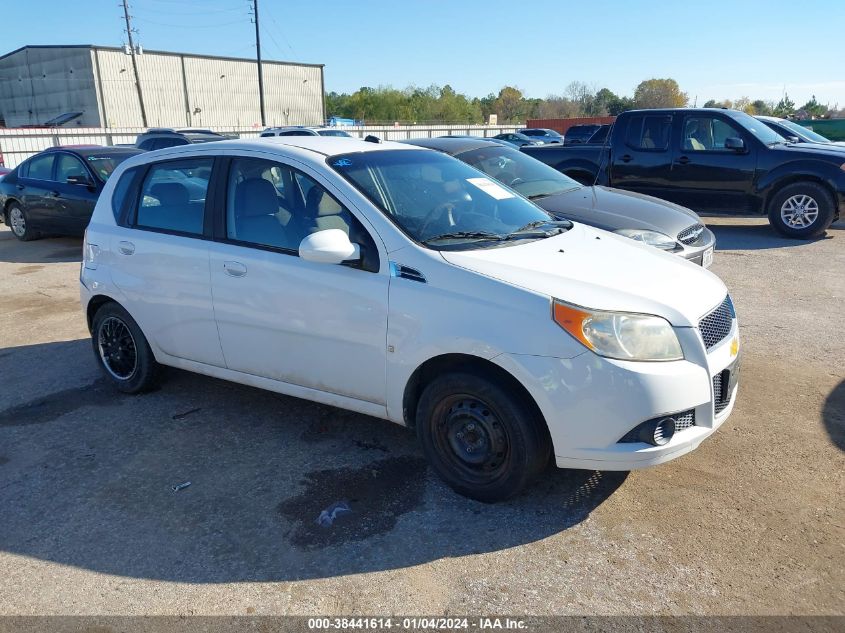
[0,217,842,616]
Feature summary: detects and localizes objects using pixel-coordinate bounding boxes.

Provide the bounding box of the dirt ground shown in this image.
[0,217,842,616]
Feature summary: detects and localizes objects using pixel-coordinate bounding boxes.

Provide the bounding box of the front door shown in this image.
[208,154,389,405]
[53,152,98,234]
[108,156,226,367]
[668,113,758,213]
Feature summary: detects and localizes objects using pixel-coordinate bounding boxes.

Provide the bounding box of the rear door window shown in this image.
[25,154,56,181]
[135,158,213,235]
[625,115,671,151]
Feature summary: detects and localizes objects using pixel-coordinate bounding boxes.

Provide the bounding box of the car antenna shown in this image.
[591,119,613,201]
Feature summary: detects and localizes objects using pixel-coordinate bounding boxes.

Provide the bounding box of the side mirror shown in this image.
[299,229,360,265]
[724,137,746,151]
[787,136,800,143]
[67,174,93,187]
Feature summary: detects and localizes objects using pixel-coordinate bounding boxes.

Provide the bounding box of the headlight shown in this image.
[553,300,684,361]
[615,228,678,251]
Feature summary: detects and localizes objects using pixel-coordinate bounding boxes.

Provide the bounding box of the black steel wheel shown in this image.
[416,371,550,502]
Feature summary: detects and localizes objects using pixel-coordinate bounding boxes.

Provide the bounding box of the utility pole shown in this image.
[252,0,267,126]
[121,0,148,127]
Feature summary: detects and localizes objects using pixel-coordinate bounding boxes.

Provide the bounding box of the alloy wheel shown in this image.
[9,207,26,237]
[780,195,819,229]
[97,316,138,380]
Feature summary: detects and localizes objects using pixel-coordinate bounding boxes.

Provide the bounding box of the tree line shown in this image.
[325,78,842,124]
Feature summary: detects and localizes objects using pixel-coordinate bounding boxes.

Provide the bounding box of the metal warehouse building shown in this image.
[0,45,325,128]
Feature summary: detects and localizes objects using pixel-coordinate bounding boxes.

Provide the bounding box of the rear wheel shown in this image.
[416,372,550,502]
[768,182,835,239]
[91,302,159,393]
[7,203,39,241]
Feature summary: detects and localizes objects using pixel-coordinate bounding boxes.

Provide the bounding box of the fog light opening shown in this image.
[642,417,676,446]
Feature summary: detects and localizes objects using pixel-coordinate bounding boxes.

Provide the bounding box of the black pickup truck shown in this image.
[522,108,845,238]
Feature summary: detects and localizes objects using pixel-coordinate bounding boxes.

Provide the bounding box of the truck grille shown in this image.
[713,373,730,415]
[698,295,735,349]
[677,223,705,245]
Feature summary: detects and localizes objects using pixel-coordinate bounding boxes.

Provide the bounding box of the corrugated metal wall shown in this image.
[0,47,101,127]
[0,46,325,129]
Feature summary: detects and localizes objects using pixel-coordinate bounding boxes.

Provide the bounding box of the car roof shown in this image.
[754,115,784,123]
[519,128,559,133]
[402,136,509,155]
[44,145,145,159]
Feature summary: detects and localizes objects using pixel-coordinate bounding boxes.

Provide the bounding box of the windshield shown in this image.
[779,119,830,143]
[86,154,136,181]
[457,146,581,200]
[329,149,560,248]
[729,111,786,145]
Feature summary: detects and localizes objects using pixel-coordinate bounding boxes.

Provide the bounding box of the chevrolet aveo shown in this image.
[80,137,740,501]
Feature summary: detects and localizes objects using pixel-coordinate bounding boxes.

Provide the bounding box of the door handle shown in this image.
[50,190,60,197]
[677,156,690,165]
[16,184,24,191]
[118,241,135,255]
[619,154,632,163]
[223,260,247,277]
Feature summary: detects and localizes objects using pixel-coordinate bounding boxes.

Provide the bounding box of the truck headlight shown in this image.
[553,300,684,361]
[615,228,678,251]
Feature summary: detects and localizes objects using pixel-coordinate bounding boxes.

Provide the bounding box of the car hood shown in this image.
[537,186,702,236]
[440,223,726,327]
[774,142,845,159]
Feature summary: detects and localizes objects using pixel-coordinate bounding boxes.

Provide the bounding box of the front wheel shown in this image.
[7,203,39,241]
[91,302,160,393]
[416,372,551,502]
[767,182,835,239]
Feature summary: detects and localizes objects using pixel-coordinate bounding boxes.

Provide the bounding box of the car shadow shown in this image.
[0,228,82,264]
[0,339,627,583]
[822,379,844,452]
[705,217,844,251]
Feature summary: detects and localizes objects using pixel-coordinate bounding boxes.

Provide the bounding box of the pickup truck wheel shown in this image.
[416,372,551,502]
[768,182,835,239]
[92,302,160,394]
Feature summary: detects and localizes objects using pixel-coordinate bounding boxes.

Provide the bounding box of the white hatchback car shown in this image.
[80,137,740,501]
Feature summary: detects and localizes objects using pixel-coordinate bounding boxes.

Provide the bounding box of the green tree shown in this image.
[799,95,828,118]
[493,86,527,123]
[773,94,796,117]
[633,78,688,109]
[750,100,773,116]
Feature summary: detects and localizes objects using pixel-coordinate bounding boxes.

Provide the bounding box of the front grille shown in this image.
[698,295,735,349]
[677,223,705,245]
[713,373,730,415]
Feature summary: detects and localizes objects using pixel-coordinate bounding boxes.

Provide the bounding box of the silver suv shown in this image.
[259,126,353,138]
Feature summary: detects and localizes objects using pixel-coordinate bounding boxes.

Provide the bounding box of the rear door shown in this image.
[53,152,99,234]
[108,155,226,367]
[669,113,758,212]
[609,113,675,200]
[17,153,57,225]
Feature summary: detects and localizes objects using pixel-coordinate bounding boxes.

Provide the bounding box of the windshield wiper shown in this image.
[528,187,580,200]
[423,230,505,244]
[507,219,573,236]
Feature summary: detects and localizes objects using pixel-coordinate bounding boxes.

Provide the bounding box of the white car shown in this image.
[80,137,740,501]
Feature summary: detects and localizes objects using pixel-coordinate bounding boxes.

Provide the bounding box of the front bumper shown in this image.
[678,227,716,266]
[495,317,739,471]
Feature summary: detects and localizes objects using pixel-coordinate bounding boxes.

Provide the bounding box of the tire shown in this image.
[415,371,551,502]
[7,203,39,241]
[767,182,835,239]
[91,302,159,394]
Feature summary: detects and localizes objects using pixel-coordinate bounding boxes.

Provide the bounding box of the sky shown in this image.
[3,0,844,108]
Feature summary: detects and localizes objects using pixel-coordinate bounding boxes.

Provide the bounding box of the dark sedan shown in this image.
[403,137,716,267]
[1,146,143,241]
